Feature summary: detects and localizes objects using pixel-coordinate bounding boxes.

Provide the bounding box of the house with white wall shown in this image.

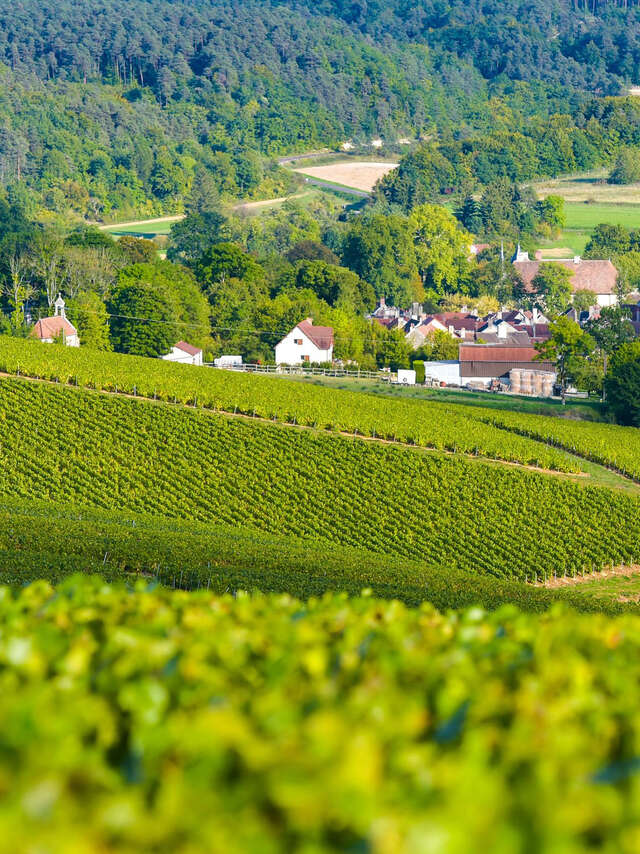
[275,318,334,365]
[31,295,80,347]
[161,341,203,366]
[513,250,619,308]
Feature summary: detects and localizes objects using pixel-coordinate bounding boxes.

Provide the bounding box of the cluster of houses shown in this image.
[367,250,640,395]
[28,248,640,398]
[371,301,557,391]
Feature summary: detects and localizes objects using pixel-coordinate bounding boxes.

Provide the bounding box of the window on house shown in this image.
[302,355,310,362]
[294,338,303,345]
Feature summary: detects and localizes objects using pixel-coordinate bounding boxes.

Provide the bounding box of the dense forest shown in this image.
[3,0,640,218]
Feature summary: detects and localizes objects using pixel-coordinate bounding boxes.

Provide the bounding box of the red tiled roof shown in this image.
[31,316,77,340]
[513,259,618,295]
[297,319,334,350]
[175,341,202,356]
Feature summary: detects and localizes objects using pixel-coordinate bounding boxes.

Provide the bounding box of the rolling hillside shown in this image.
[1,366,639,590]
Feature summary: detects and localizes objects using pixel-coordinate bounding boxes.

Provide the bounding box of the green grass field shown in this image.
[564,202,640,230]
[101,219,178,238]
[536,202,640,255]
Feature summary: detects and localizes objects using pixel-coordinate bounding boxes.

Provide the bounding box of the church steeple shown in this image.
[54,294,66,319]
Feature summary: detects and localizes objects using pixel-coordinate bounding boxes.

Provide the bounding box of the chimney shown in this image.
[305,317,313,324]
[379,296,386,308]
[532,306,539,325]
[497,322,508,339]
[448,324,455,336]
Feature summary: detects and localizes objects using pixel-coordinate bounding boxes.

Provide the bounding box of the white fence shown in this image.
[205,362,388,381]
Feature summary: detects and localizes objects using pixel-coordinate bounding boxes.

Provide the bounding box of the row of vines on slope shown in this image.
[1,498,628,614]
[0,338,579,472]
[465,407,640,482]
[0,378,638,581]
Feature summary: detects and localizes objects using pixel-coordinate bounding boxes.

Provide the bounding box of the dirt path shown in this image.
[233,194,305,211]
[98,193,304,232]
[534,564,640,588]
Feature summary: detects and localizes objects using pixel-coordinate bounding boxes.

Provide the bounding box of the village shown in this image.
[30,246,640,399]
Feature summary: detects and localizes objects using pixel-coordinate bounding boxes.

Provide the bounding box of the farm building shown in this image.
[31,295,80,347]
[459,343,554,386]
[423,360,462,386]
[275,318,334,365]
[512,249,618,307]
[162,341,203,366]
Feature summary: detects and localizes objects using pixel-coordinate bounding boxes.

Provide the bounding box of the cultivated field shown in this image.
[293,160,398,192]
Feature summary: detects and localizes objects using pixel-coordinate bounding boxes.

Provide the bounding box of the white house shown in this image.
[513,250,619,308]
[162,341,203,366]
[31,295,80,347]
[275,318,334,365]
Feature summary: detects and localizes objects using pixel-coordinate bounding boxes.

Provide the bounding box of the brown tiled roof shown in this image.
[31,316,77,340]
[298,319,334,350]
[459,344,541,362]
[513,259,618,295]
[461,360,554,378]
[175,341,202,356]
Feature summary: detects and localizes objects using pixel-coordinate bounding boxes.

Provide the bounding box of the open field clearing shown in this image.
[564,201,640,229]
[534,200,640,255]
[99,215,181,237]
[533,171,640,204]
[293,160,398,192]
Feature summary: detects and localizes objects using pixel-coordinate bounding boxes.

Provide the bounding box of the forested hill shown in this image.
[289,0,640,90]
[2,0,640,219]
[4,0,640,94]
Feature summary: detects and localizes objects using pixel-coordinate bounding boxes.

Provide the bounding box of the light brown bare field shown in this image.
[533,172,640,204]
[294,161,398,192]
[538,247,575,258]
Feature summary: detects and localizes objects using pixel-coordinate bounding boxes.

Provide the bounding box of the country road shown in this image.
[98,214,184,231]
[98,195,301,234]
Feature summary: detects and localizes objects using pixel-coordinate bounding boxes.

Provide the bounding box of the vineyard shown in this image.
[1,497,630,614]
[3,577,640,852]
[1,377,639,582]
[0,337,579,472]
[467,407,640,482]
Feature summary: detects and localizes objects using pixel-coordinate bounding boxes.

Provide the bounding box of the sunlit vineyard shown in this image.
[0,337,579,472]
[3,577,640,852]
[469,407,640,481]
[1,378,638,581]
[2,497,628,613]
